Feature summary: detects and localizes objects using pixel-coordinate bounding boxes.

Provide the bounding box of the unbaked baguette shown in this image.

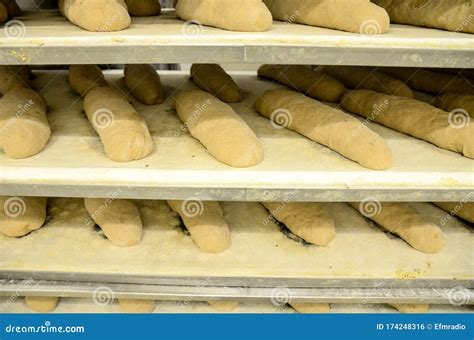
[191,64,242,103]
[69,65,108,97]
[208,301,239,312]
[435,94,474,118]
[320,66,414,98]
[175,90,264,168]
[264,0,389,34]
[1,0,21,17]
[290,303,330,313]
[125,0,161,16]
[25,296,59,313]
[124,64,164,105]
[349,202,444,253]
[0,196,47,237]
[0,65,30,95]
[84,198,143,247]
[118,299,155,313]
[167,200,231,253]
[341,90,474,159]
[373,0,473,33]
[255,89,393,170]
[262,202,335,246]
[433,202,474,224]
[176,0,272,32]
[258,65,346,103]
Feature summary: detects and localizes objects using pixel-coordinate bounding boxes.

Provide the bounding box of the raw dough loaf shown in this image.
[125,0,161,16]
[436,94,474,118]
[264,0,389,34]
[25,296,59,313]
[349,202,444,253]
[0,88,51,159]
[373,0,473,33]
[118,299,155,313]
[208,300,239,312]
[83,87,154,162]
[262,202,335,246]
[191,64,242,103]
[255,89,393,170]
[84,198,143,247]
[380,68,474,95]
[175,0,272,32]
[0,196,47,237]
[175,90,263,168]
[0,65,31,95]
[0,2,8,23]
[258,65,346,103]
[167,200,231,253]
[390,304,429,313]
[124,64,164,105]
[59,0,131,32]
[341,90,474,159]
[290,303,330,313]
[69,65,108,97]
[433,202,474,224]
[320,66,414,98]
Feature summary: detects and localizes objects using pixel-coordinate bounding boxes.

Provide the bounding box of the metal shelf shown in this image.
[0,10,473,67]
[0,199,472,292]
[1,71,472,202]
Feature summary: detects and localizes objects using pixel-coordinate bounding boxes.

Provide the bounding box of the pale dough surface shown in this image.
[290,303,330,313]
[0,196,47,237]
[390,303,429,313]
[191,64,242,103]
[118,299,156,313]
[208,300,239,312]
[25,296,59,313]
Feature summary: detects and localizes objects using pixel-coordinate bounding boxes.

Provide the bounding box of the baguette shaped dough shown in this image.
[208,301,239,312]
[433,202,474,224]
[264,0,389,34]
[390,304,429,313]
[191,64,242,103]
[175,0,272,32]
[258,65,346,103]
[320,66,413,98]
[0,88,51,159]
[125,0,161,16]
[25,296,59,313]
[0,196,47,237]
[255,89,393,170]
[373,0,473,33]
[341,90,474,159]
[381,68,474,95]
[349,202,444,253]
[69,65,108,97]
[83,87,154,162]
[125,64,164,105]
[175,90,263,168]
[436,94,474,118]
[59,0,131,32]
[118,299,155,313]
[167,200,231,253]
[262,202,335,246]
[290,303,330,313]
[84,198,143,247]
[0,65,30,95]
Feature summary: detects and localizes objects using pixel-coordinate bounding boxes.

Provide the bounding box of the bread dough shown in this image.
[0,88,51,159]
[264,0,389,34]
[118,299,155,313]
[433,202,474,224]
[349,202,444,253]
[290,303,330,313]
[390,304,429,313]
[436,94,474,118]
[175,0,272,32]
[59,0,131,32]
[258,65,346,103]
[373,0,473,33]
[191,64,242,103]
[341,90,474,159]
[124,64,164,105]
[0,65,31,95]
[84,198,143,247]
[125,0,161,16]
[167,200,231,253]
[262,202,335,246]
[208,300,239,312]
[25,296,59,313]
[380,68,474,95]
[175,90,263,168]
[83,87,154,162]
[255,89,393,170]
[320,66,413,98]
[1,0,21,17]
[0,2,8,23]
[0,196,47,237]
[69,65,108,97]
